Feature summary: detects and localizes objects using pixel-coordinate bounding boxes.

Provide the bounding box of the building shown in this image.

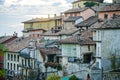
[4,37,30,78]
[93,15,120,71]
[22,15,62,32]
[76,16,98,30]
[22,28,46,38]
[22,15,62,38]
[59,29,96,79]
[63,16,83,30]
[64,7,95,20]
[94,4,120,20]
[72,0,100,9]
[0,34,17,70]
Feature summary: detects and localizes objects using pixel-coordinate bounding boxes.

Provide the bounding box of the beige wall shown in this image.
[81,8,95,20]
[98,11,120,20]
[64,22,75,30]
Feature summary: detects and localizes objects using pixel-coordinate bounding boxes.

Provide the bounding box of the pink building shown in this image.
[96,4,120,20]
[64,7,95,20]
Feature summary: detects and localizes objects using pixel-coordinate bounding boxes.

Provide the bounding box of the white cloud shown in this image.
[9,23,23,28]
[1,0,71,17]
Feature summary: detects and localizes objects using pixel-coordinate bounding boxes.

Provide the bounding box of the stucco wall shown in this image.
[64,22,75,29]
[98,11,120,20]
[96,29,120,70]
[81,8,95,20]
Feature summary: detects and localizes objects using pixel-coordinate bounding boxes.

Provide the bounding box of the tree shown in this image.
[84,1,98,7]
[110,53,120,70]
[28,70,37,80]
[46,74,60,80]
[0,44,7,78]
[69,75,78,80]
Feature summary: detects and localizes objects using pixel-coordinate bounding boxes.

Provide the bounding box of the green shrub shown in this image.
[46,74,60,80]
[69,75,78,80]
[0,69,6,77]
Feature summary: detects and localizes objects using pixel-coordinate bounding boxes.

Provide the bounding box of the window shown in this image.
[113,13,116,18]
[37,34,39,37]
[17,55,19,62]
[17,64,19,70]
[104,14,108,19]
[11,54,13,61]
[88,45,90,51]
[14,64,15,70]
[22,59,24,66]
[68,57,76,62]
[25,59,27,66]
[14,55,16,61]
[8,54,10,60]
[83,54,92,63]
[11,63,12,70]
[7,63,9,69]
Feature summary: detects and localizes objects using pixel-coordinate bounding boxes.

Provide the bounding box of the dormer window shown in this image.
[104,14,108,19]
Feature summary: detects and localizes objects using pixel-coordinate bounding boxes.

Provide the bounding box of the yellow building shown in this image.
[22,15,62,31]
[22,15,62,37]
[72,0,100,9]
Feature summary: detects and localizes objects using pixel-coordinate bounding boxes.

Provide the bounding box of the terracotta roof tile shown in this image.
[96,4,120,12]
[64,16,82,22]
[0,36,16,44]
[97,16,120,29]
[57,28,79,35]
[5,37,31,52]
[64,7,88,14]
[22,16,62,23]
[43,28,80,36]
[59,29,95,45]
[39,47,61,55]
[76,16,98,27]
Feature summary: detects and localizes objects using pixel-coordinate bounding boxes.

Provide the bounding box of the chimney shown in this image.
[13,32,17,37]
[48,14,50,18]
[54,14,56,17]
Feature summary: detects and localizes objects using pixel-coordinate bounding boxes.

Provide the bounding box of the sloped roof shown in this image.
[22,16,62,23]
[96,16,120,29]
[43,28,80,36]
[76,16,98,27]
[5,37,31,52]
[57,28,80,35]
[64,16,82,22]
[0,36,17,44]
[64,7,88,14]
[42,30,59,36]
[93,4,120,12]
[72,0,100,4]
[39,47,61,55]
[59,29,95,45]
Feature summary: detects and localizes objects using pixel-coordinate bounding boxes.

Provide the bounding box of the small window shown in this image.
[14,55,16,61]
[14,64,15,70]
[11,54,13,61]
[17,55,19,62]
[68,57,76,62]
[104,14,108,19]
[7,63,9,69]
[83,54,92,63]
[8,54,10,60]
[11,63,12,70]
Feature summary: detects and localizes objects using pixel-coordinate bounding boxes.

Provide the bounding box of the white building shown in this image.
[93,16,120,70]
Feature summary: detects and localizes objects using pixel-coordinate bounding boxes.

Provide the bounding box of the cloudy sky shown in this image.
[0,0,112,37]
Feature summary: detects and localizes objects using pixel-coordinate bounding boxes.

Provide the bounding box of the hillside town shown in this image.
[0,0,120,80]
